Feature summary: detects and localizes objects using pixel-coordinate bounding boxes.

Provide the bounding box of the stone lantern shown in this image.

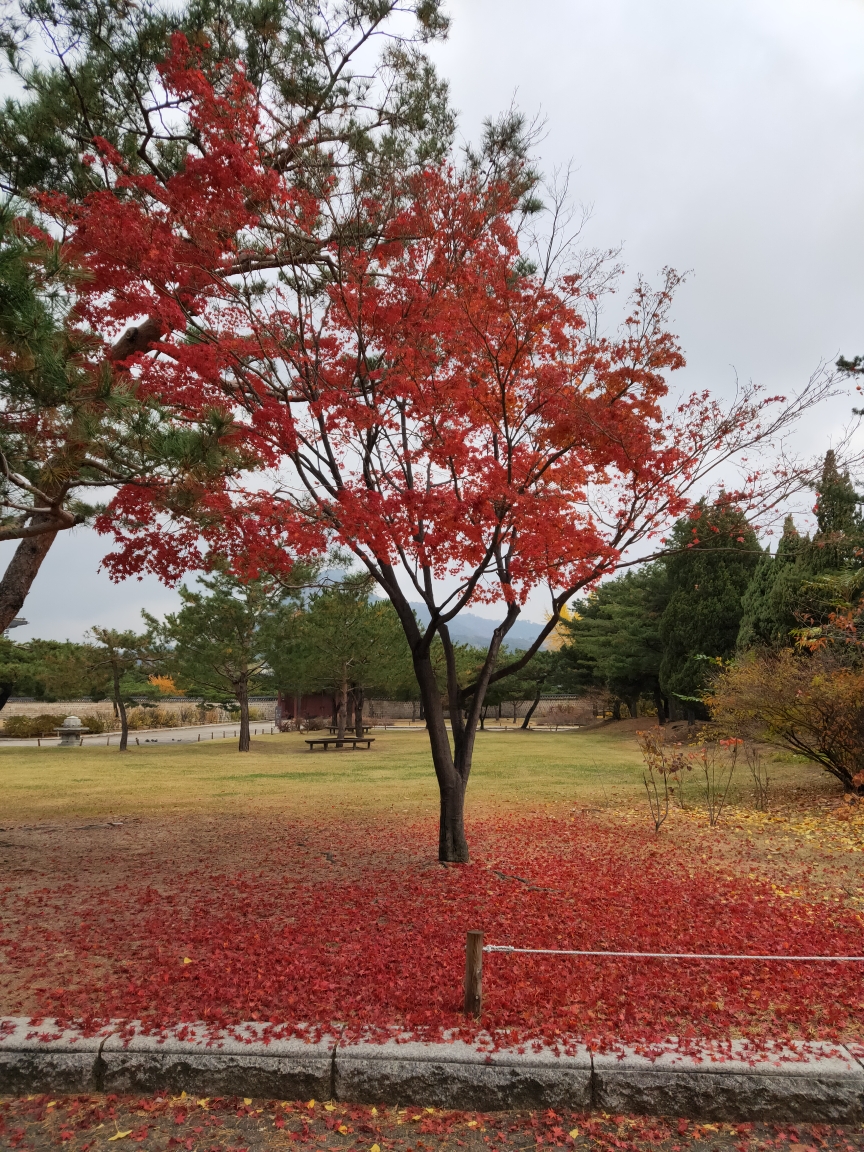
[55,716,90,746]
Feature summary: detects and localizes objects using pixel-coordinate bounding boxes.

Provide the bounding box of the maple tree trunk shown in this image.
[0,526,58,633]
[412,651,469,862]
[439,770,468,863]
[237,681,251,751]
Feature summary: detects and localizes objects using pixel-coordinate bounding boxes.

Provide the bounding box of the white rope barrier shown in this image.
[483,945,864,962]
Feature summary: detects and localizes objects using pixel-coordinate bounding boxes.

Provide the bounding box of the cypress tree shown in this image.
[814,449,861,537]
[736,451,864,652]
[807,449,863,573]
[737,516,803,649]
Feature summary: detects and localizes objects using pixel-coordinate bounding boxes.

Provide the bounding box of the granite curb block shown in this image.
[1,1019,863,1122]
[334,1039,593,1111]
[592,1043,864,1123]
[0,1019,107,1095]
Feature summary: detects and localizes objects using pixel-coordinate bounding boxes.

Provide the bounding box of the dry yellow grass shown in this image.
[0,725,655,822]
[0,719,836,825]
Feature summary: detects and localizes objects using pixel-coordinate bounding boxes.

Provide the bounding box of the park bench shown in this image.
[328,725,371,734]
[305,736,375,751]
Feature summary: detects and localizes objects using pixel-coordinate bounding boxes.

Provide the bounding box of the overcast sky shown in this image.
[5,0,864,640]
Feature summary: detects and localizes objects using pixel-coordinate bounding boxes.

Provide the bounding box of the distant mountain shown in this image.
[408,602,546,651]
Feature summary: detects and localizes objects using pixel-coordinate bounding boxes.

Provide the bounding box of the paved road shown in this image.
[0,721,280,748]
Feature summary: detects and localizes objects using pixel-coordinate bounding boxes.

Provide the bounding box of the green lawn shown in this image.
[0,725,650,821]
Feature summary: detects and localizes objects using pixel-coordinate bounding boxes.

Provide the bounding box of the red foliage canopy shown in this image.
[52,37,792,607]
[45,39,839,859]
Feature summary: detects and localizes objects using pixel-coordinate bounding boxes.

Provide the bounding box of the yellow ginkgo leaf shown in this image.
[46,1102,56,1108]
[569,1129,579,1139]
[197,1099,209,1108]
[179,1092,187,1100]
[243,1098,252,1106]
[307,1100,315,1108]
[338,1124,349,1134]
[371,1145,381,1152]
[182,957,193,964]
[370,1108,378,1116]
[108,1131,132,1142]
[425,1107,435,1113]
[324,1103,336,1112]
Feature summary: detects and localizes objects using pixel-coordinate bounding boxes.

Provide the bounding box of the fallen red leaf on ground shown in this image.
[2,813,863,1053]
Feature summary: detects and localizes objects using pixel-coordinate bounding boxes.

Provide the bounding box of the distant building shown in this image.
[275,691,334,727]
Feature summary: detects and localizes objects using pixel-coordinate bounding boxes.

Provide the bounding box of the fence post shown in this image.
[464,930,483,1016]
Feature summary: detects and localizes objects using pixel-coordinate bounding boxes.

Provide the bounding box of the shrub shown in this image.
[124,704,225,730]
[637,727,689,832]
[126,707,179,730]
[709,648,864,794]
[81,714,109,734]
[1,712,109,737]
[539,703,583,730]
[1,703,235,737]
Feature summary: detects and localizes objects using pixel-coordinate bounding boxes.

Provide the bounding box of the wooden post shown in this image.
[464,930,483,1016]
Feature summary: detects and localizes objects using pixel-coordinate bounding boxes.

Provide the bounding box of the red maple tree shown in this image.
[51,39,834,859]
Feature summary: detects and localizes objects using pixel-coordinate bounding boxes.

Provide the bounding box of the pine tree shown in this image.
[658,498,761,716]
[560,564,668,720]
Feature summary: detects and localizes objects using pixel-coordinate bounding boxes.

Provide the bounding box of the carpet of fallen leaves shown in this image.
[2,1093,863,1152]
[2,809,864,1052]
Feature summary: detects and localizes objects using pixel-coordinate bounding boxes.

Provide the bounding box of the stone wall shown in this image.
[365,696,595,724]
[0,698,278,724]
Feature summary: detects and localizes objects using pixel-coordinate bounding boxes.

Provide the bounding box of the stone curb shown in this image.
[1,1019,862,1122]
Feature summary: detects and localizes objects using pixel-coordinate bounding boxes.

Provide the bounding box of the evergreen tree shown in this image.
[0,635,43,709]
[737,516,804,649]
[0,0,454,201]
[473,647,558,727]
[736,452,864,652]
[658,498,761,715]
[560,564,668,720]
[269,577,413,739]
[814,449,861,537]
[145,570,287,751]
[87,627,154,751]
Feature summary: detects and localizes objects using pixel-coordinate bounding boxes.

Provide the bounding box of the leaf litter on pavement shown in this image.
[1,1093,863,1152]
